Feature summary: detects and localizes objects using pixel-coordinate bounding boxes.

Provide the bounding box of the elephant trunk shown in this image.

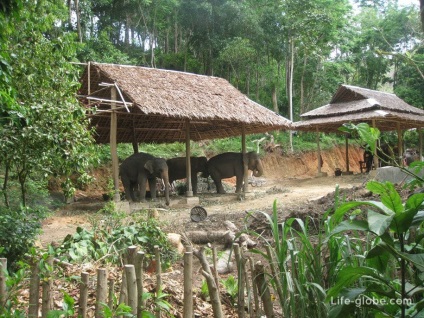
[252,160,264,177]
[162,174,170,206]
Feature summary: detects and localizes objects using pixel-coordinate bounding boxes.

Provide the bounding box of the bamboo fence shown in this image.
[0,243,276,318]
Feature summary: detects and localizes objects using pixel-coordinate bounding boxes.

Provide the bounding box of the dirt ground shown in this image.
[35,146,396,317]
[39,145,368,245]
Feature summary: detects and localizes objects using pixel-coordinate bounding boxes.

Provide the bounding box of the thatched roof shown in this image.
[294,84,424,133]
[78,62,291,144]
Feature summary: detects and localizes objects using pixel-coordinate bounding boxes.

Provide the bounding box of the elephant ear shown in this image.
[144,160,154,174]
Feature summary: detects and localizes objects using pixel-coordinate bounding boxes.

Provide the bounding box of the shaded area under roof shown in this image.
[78,62,291,144]
[294,84,424,133]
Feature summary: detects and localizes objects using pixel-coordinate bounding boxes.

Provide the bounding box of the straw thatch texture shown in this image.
[78,62,291,144]
[294,84,424,133]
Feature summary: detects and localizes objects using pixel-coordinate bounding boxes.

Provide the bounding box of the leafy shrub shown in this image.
[0,207,46,270]
[54,216,178,269]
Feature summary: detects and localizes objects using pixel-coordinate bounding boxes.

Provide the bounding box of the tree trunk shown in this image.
[421,0,424,32]
[75,0,82,43]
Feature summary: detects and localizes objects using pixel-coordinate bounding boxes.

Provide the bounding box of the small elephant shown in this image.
[207,151,264,194]
[403,148,420,167]
[166,156,208,195]
[119,152,170,205]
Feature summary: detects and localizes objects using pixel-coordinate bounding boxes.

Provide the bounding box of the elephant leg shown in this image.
[148,178,157,200]
[208,167,226,194]
[235,176,244,193]
[191,175,198,195]
[138,175,148,202]
[122,178,136,202]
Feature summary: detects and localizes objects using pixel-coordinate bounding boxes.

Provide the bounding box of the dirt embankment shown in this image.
[262,145,364,179]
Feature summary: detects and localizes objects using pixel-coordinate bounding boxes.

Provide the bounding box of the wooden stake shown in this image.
[125,265,138,315]
[78,272,89,318]
[193,247,224,318]
[95,268,108,318]
[253,262,274,318]
[183,247,193,318]
[0,258,7,308]
[28,259,40,318]
[234,243,246,318]
[136,251,146,318]
[41,257,53,318]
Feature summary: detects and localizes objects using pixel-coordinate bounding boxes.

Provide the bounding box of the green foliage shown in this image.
[0,260,28,317]
[200,279,209,300]
[0,207,46,269]
[47,292,75,318]
[54,213,178,268]
[326,180,424,317]
[142,289,172,316]
[221,275,238,305]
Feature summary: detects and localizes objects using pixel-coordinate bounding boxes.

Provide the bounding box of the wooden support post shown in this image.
[372,120,379,169]
[183,246,193,318]
[95,268,108,318]
[185,119,193,197]
[242,125,249,194]
[316,129,322,174]
[398,122,403,166]
[345,134,350,173]
[110,86,120,202]
[420,129,423,161]
[78,272,89,318]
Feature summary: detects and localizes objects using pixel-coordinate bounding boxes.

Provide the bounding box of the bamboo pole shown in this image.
[253,262,274,318]
[28,259,40,318]
[233,243,246,318]
[78,272,89,318]
[125,265,138,315]
[136,251,146,318]
[95,268,108,318]
[420,129,423,161]
[0,258,7,307]
[345,135,350,173]
[41,256,53,318]
[183,246,193,318]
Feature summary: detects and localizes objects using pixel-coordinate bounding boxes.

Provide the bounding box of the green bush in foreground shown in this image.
[0,206,46,270]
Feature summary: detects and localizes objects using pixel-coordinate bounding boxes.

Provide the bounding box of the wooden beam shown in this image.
[242,125,249,193]
[110,87,121,202]
[185,119,193,197]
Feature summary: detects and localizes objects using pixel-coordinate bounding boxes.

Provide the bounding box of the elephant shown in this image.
[207,151,264,194]
[166,156,208,195]
[403,148,420,167]
[119,152,170,205]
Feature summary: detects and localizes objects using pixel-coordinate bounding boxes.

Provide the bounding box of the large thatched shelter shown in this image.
[78,62,291,144]
[294,84,424,174]
[78,62,291,200]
